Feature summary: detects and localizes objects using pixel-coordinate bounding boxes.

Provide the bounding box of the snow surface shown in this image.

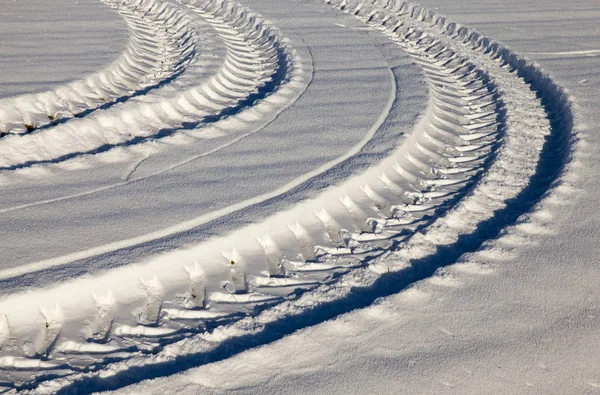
[0,0,128,98]
[0,0,598,393]
[0,0,424,275]
[102,0,600,394]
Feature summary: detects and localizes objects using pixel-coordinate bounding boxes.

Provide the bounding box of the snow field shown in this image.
[0,0,575,391]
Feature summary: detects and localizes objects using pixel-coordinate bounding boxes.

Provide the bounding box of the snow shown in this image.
[0,0,423,276]
[0,0,128,98]
[0,0,598,393]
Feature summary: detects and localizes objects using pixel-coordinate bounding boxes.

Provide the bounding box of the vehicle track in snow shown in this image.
[0,0,299,171]
[0,0,574,392]
[0,0,197,137]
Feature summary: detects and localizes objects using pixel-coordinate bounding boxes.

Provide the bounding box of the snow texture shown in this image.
[0,0,597,393]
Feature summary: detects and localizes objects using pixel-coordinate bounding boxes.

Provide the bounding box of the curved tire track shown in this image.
[0,0,298,171]
[0,0,574,392]
[0,0,197,136]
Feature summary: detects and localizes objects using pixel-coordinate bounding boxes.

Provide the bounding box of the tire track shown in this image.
[0,0,298,171]
[0,0,573,391]
[0,0,197,137]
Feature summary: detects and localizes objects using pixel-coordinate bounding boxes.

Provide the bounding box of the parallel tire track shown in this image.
[0,0,298,171]
[0,0,197,136]
[0,0,573,392]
